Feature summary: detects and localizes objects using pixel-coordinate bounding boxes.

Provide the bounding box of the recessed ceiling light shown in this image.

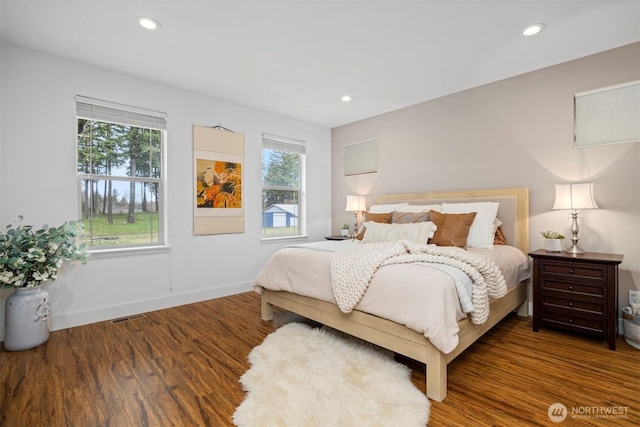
[341,95,352,102]
[523,23,545,36]
[137,17,161,30]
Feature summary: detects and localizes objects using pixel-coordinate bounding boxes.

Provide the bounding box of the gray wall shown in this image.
[332,42,639,313]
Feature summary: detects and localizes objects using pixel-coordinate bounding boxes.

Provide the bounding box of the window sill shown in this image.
[260,235,309,244]
[88,245,171,259]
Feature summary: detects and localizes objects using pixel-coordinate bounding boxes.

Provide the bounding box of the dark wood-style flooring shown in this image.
[0,292,638,426]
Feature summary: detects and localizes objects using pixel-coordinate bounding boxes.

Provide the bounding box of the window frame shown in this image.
[261,133,306,240]
[76,96,168,251]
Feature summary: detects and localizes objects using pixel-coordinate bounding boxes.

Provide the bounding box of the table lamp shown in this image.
[552,183,598,254]
[345,195,366,237]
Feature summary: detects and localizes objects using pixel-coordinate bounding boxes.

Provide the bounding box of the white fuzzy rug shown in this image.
[233,323,430,427]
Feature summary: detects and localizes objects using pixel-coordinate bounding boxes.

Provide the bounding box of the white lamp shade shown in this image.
[553,183,598,210]
[345,195,366,212]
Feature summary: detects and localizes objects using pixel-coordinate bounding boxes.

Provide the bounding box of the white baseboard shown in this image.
[0,281,254,342]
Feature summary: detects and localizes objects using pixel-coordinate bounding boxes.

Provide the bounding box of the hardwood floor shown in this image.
[1,292,638,426]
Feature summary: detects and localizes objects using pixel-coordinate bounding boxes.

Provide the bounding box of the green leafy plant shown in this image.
[541,230,565,239]
[342,223,350,229]
[0,216,90,288]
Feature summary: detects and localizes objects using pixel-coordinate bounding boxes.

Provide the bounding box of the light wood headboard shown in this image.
[375,187,529,255]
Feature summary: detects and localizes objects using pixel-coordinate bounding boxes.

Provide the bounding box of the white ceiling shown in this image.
[1,0,639,128]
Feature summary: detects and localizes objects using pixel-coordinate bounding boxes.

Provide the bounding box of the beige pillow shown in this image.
[355,212,392,240]
[361,221,437,244]
[429,210,477,247]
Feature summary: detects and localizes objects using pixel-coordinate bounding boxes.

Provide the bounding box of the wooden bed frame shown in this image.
[260,187,529,402]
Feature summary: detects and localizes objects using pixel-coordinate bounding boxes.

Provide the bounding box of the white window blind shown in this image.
[345,138,378,175]
[76,95,167,130]
[262,133,306,154]
[574,81,640,148]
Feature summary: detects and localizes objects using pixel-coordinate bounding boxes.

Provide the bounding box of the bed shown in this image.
[256,187,530,401]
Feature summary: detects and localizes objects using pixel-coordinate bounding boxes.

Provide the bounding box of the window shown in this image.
[261,134,305,238]
[76,96,167,249]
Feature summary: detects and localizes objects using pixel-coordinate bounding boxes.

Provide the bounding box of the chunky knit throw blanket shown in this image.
[330,240,507,325]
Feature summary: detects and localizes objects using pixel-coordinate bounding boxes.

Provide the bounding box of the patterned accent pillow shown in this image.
[391,211,430,224]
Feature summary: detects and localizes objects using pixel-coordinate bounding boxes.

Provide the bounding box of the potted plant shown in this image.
[0,216,89,351]
[541,230,565,252]
[341,223,350,237]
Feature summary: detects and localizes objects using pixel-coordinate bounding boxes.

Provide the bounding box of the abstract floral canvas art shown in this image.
[196,159,242,208]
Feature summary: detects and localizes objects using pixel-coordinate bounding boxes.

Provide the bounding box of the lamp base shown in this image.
[565,211,586,255]
[565,244,585,255]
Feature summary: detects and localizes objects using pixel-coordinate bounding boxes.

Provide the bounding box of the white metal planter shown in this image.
[4,285,51,351]
[544,238,563,252]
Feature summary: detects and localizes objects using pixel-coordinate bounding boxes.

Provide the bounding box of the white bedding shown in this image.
[330,240,509,326]
[254,240,529,354]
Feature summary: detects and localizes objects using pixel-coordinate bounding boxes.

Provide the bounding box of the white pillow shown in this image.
[399,204,442,213]
[368,203,409,213]
[361,221,436,244]
[441,202,500,249]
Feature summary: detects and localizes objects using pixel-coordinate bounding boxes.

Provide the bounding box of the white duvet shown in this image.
[254,240,529,354]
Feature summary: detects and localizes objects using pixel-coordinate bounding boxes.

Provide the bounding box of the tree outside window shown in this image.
[76,98,165,249]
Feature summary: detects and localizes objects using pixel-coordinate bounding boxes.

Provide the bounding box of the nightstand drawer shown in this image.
[541,311,605,335]
[540,279,606,297]
[540,260,607,281]
[541,294,604,316]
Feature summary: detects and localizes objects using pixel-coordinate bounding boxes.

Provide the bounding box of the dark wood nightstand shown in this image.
[529,249,623,350]
[325,235,351,241]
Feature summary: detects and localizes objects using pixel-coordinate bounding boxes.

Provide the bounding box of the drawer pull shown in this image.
[569,302,574,308]
[569,269,574,274]
[569,319,573,324]
[569,286,574,291]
